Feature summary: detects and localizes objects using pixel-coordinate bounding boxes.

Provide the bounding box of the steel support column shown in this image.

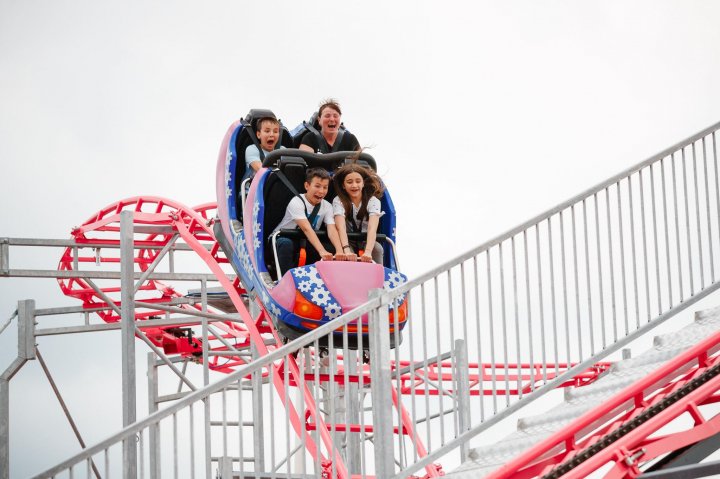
[147,353,160,479]
[201,277,212,479]
[0,300,35,479]
[251,343,265,472]
[454,339,471,463]
[369,289,394,478]
[0,378,10,479]
[345,349,362,475]
[250,299,265,473]
[120,211,138,478]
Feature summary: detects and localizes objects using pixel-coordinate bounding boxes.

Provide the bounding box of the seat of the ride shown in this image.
[259,150,380,278]
[259,149,377,212]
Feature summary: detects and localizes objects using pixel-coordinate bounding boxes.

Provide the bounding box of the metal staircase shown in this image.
[448,304,720,478]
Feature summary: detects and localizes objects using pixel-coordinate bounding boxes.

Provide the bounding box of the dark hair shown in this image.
[305,167,330,183]
[333,162,384,225]
[318,98,342,117]
[256,117,279,131]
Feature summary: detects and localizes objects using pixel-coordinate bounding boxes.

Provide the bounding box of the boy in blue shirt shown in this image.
[243,117,281,182]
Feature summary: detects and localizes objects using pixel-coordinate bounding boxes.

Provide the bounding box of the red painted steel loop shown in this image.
[57,196,254,372]
[55,196,352,477]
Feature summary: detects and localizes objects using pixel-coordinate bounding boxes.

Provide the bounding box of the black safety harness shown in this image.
[304,122,345,154]
[273,169,321,266]
[244,118,285,162]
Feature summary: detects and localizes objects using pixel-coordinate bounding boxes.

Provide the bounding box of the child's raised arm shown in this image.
[360,214,380,263]
[333,213,356,262]
[295,218,333,261]
[326,222,344,261]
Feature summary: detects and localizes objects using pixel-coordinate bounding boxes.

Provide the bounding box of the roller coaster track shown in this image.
[56,196,444,478]
[51,196,617,478]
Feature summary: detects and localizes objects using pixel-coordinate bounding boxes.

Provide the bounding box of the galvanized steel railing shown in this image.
[30,121,720,478]
[387,120,720,477]
[29,296,401,478]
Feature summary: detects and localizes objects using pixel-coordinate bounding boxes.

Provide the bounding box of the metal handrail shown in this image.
[387,120,720,477]
[30,120,720,478]
[32,295,383,478]
[397,119,720,294]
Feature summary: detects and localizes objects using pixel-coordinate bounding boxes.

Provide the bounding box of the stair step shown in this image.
[610,347,685,372]
[695,304,720,324]
[446,304,720,478]
[450,460,499,478]
[654,323,720,349]
[467,431,551,467]
[518,401,597,431]
[564,364,656,401]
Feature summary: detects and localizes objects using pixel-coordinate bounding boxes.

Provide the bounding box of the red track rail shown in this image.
[57,197,255,371]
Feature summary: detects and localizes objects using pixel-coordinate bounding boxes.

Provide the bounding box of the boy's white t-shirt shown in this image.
[332,196,383,232]
[274,195,335,233]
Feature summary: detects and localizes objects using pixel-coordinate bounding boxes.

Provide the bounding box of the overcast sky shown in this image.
[2,0,720,476]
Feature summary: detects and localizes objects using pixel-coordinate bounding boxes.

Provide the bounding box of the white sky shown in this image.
[2,0,720,476]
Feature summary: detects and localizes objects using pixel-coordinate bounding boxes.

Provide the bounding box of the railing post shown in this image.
[147,352,160,479]
[454,339,471,462]
[369,289,394,478]
[0,300,35,479]
[218,456,234,478]
[250,297,265,473]
[201,277,212,479]
[120,211,138,478]
[345,349,362,475]
[0,377,9,479]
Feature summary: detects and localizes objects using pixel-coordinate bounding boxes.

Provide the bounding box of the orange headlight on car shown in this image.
[294,290,323,320]
[388,302,408,326]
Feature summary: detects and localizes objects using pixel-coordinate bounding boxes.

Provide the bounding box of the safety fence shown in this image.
[26,120,720,478]
[387,120,720,477]
[30,296,408,478]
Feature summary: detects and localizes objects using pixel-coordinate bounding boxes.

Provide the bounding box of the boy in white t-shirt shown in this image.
[273,168,343,276]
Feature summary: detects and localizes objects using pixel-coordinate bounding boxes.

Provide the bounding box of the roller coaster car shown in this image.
[215,111,408,348]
